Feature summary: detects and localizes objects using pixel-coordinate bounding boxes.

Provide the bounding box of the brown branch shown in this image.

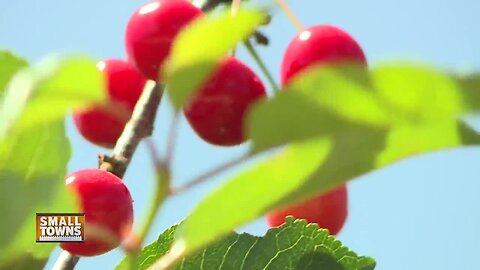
[52,252,79,270]
[53,81,163,270]
[101,81,163,177]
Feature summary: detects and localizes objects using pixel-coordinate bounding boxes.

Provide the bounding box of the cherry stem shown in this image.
[172,153,251,195]
[230,0,241,56]
[165,112,180,170]
[243,39,281,93]
[231,0,241,16]
[138,166,169,245]
[124,163,169,270]
[275,0,304,32]
[232,0,241,15]
[145,138,163,171]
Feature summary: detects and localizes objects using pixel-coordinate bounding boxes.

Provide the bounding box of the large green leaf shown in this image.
[171,62,480,261]
[276,124,386,209]
[249,63,480,201]
[178,138,332,254]
[117,218,375,270]
[0,55,105,138]
[165,9,265,109]
[377,121,461,166]
[247,91,338,152]
[272,63,480,208]
[247,64,390,153]
[0,122,74,268]
[372,64,463,122]
[282,119,480,212]
[288,64,392,127]
[0,51,28,97]
[0,55,106,269]
[0,253,48,270]
[272,65,480,208]
[455,72,480,112]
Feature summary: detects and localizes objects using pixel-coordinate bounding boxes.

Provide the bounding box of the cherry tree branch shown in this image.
[101,81,164,177]
[53,0,247,268]
[53,81,163,270]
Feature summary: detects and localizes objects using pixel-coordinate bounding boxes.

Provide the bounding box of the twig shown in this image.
[274,0,304,32]
[243,40,281,93]
[165,112,180,170]
[195,0,224,12]
[52,252,79,270]
[172,153,251,195]
[110,81,163,177]
[145,138,163,170]
[53,81,163,270]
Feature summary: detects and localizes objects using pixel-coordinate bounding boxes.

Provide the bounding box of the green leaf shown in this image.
[0,121,74,268]
[377,121,461,166]
[278,119,480,209]
[455,72,480,113]
[0,50,28,97]
[0,253,48,270]
[165,9,265,109]
[117,218,375,270]
[277,125,386,208]
[175,138,332,254]
[0,55,105,138]
[117,225,178,270]
[248,63,480,205]
[0,54,104,268]
[372,64,463,122]
[458,120,480,145]
[288,64,392,127]
[247,91,336,152]
[247,64,391,153]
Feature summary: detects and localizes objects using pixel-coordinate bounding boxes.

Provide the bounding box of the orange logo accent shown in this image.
[36,213,85,242]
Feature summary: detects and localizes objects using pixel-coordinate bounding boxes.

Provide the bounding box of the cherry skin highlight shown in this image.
[125,0,203,81]
[281,25,367,86]
[184,57,267,146]
[72,59,146,148]
[266,185,348,235]
[60,169,134,257]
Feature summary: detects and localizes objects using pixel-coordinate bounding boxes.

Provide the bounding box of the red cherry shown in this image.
[184,57,267,146]
[60,169,134,256]
[266,185,348,235]
[125,0,203,81]
[72,59,146,148]
[281,25,367,86]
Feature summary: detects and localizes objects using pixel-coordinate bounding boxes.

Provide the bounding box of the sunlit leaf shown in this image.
[455,72,480,113]
[0,122,74,268]
[372,64,463,122]
[117,218,375,270]
[165,9,265,109]
[0,55,105,138]
[0,50,28,97]
[177,138,332,254]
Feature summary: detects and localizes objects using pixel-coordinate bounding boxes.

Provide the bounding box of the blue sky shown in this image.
[2,0,480,269]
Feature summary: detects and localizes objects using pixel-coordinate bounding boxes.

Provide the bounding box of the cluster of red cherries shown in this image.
[62,0,366,257]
